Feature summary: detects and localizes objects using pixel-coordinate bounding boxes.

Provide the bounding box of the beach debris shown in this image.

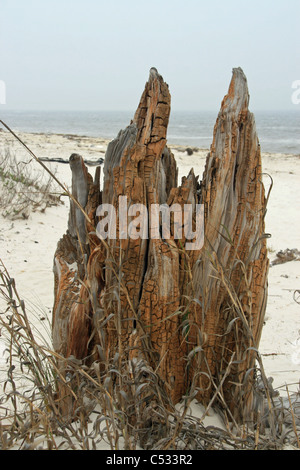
[39,156,104,166]
[271,248,300,266]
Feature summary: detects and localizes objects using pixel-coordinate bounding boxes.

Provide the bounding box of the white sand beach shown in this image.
[0,129,299,445]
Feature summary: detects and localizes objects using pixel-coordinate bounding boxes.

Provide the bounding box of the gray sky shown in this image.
[1,0,299,112]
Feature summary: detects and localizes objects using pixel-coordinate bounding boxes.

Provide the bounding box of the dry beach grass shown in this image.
[1,255,299,450]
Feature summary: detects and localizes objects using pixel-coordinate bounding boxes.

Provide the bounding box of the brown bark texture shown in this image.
[52,67,269,419]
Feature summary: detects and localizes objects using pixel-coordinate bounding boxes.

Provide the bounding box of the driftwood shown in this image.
[52,67,269,422]
[40,156,104,166]
[271,248,300,266]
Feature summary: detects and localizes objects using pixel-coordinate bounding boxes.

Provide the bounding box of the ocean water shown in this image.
[0,109,299,155]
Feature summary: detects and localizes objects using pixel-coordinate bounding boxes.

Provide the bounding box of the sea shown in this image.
[0,109,299,155]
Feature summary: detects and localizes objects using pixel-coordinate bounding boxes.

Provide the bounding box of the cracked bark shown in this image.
[192,68,269,418]
[52,67,268,420]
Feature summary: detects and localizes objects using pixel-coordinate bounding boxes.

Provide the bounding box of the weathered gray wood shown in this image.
[191,68,269,419]
[53,154,101,358]
[52,67,269,422]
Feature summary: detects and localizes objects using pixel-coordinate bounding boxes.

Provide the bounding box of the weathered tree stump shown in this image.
[52,67,269,422]
[192,68,269,419]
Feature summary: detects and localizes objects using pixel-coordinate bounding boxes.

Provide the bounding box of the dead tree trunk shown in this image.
[192,68,269,419]
[52,67,269,421]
